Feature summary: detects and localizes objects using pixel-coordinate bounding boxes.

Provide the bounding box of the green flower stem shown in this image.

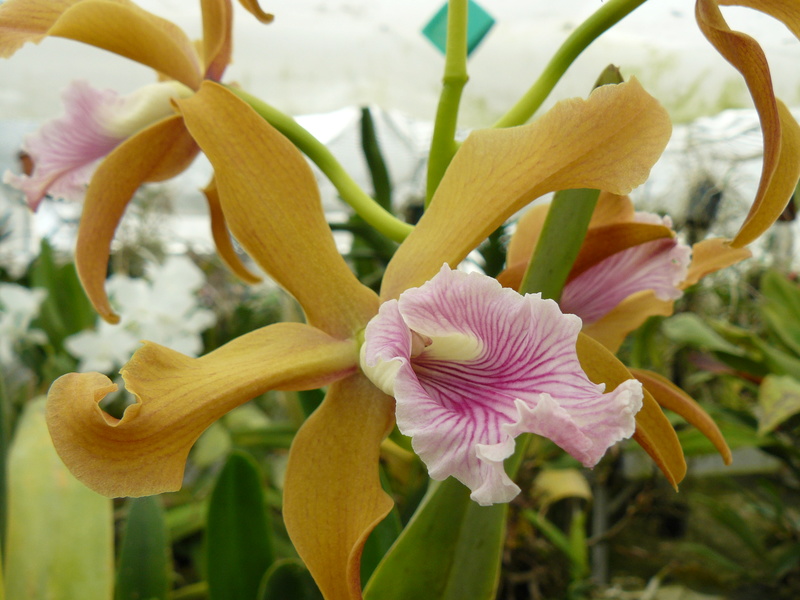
[507,187,600,479]
[425,0,469,206]
[493,0,649,128]
[228,86,414,243]
[520,188,600,300]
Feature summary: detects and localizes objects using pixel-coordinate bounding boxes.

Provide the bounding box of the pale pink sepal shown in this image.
[4,80,187,210]
[361,266,643,505]
[561,215,691,325]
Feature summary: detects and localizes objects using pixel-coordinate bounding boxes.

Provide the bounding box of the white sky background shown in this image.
[1,0,799,125]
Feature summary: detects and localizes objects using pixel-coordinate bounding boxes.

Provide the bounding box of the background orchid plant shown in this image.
[1,0,799,599]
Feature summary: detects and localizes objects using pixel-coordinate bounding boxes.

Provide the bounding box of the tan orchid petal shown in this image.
[0,0,81,57]
[177,82,378,338]
[682,237,752,288]
[732,101,800,247]
[506,203,550,268]
[76,115,198,324]
[46,323,358,498]
[719,0,800,42]
[576,333,686,487]
[284,373,394,600]
[697,0,800,247]
[237,0,274,23]
[631,368,732,465]
[48,0,203,89]
[201,0,233,81]
[588,192,636,227]
[202,177,262,284]
[382,78,671,299]
[582,291,675,353]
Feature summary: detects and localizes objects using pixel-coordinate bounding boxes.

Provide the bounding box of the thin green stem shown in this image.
[227,86,413,243]
[520,188,600,300]
[493,0,649,128]
[425,0,469,206]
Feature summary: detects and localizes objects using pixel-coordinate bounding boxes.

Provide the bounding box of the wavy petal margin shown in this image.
[46,323,358,498]
[683,238,752,288]
[381,79,671,300]
[75,115,198,323]
[283,373,395,600]
[237,0,274,23]
[696,0,800,247]
[177,82,378,338]
[576,333,687,487]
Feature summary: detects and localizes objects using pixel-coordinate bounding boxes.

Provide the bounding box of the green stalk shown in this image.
[520,188,601,300]
[227,86,413,243]
[425,0,469,206]
[493,0,649,128]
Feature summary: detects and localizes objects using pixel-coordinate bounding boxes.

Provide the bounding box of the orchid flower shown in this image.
[0,0,274,314]
[499,193,751,352]
[45,79,677,599]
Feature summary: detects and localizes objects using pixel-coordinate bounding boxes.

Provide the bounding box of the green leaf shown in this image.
[661,313,744,355]
[28,239,96,350]
[757,375,800,435]
[258,559,322,600]
[360,467,403,586]
[116,497,171,600]
[363,478,505,600]
[206,451,274,600]
[5,397,113,600]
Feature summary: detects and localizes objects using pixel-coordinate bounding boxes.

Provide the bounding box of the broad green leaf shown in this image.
[5,397,113,600]
[206,450,274,600]
[677,419,767,456]
[258,559,323,600]
[757,375,800,435]
[364,478,505,600]
[661,313,743,355]
[761,270,800,356]
[116,496,171,600]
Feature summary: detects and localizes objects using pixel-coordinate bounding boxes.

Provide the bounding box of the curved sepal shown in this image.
[202,177,262,284]
[201,0,233,81]
[48,0,203,89]
[76,115,198,323]
[177,82,378,337]
[576,333,687,487]
[382,79,671,300]
[631,368,732,465]
[0,0,81,57]
[283,374,395,600]
[46,323,358,497]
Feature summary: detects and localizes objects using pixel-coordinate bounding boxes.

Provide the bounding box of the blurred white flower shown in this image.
[65,256,216,372]
[0,283,47,366]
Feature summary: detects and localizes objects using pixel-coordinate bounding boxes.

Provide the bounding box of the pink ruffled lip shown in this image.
[3,80,191,211]
[361,265,643,505]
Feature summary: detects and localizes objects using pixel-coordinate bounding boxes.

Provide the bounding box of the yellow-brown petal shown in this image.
[732,101,800,247]
[46,323,358,498]
[284,373,395,600]
[237,0,274,23]
[719,0,800,42]
[587,192,636,228]
[76,116,198,324]
[581,291,675,353]
[0,0,80,56]
[631,368,733,465]
[696,0,800,247]
[576,333,687,487]
[201,0,232,81]
[48,0,203,89]
[682,237,752,288]
[177,82,378,338]
[382,78,671,300]
[202,177,262,284]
